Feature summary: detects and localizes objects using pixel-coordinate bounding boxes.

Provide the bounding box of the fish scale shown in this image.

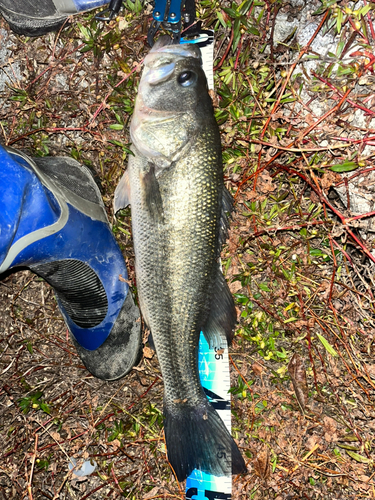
[114,37,246,481]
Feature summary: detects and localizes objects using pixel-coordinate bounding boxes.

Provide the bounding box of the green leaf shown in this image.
[223,7,238,18]
[337,9,343,33]
[248,25,260,36]
[317,333,338,357]
[310,248,323,256]
[109,124,124,130]
[258,283,270,292]
[216,11,227,28]
[359,4,371,18]
[40,403,51,415]
[330,161,358,172]
[346,450,372,463]
[77,24,91,41]
[284,317,297,323]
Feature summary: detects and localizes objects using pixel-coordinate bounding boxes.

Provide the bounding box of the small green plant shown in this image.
[18,391,51,415]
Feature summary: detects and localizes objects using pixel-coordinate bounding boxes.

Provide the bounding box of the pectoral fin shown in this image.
[113,170,131,214]
[142,163,164,221]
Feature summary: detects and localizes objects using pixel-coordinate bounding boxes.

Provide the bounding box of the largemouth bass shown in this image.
[114,37,246,481]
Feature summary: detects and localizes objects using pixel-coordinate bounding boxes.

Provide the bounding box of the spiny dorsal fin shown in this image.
[219,186,233,248]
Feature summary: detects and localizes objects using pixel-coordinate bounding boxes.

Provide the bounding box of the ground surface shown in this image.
[1,1,375,498]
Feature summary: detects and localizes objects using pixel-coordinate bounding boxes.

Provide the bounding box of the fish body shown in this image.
[114,38,246,481]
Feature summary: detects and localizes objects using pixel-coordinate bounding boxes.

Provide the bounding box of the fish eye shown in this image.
[177,71,197,87]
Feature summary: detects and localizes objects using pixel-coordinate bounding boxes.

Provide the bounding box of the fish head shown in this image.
[131,37,210,162]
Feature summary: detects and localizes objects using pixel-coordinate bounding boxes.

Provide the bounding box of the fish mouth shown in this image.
[149,35,201,59]
[143,36,201,75]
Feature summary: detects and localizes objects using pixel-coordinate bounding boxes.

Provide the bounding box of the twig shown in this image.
[214,28,234,71]
[311,71,375,116]
[27,435,38,500]
[252,139,353,152]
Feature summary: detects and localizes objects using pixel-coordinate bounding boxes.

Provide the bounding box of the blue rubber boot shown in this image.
[0,0,111,37]
[0,145,142,380]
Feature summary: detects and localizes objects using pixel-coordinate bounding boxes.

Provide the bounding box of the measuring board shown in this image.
[185,334,232,500]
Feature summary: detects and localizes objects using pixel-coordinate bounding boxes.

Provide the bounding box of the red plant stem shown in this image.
[37,431,87,452]
[332,135,375,143]
[300,88,353,139]
[344,177,350,212]
[25,43,85,90]
[308,320,364,445]
[234,34,244,70]
[335,166,375,186]
[311,71,375,115]
[367,11,375,40]
[260,11,329,138]
[249,87,352,199]
[346,209,375,222]
[80,484,106,500]
[327,235,337,305]
[346,226,375,263]
[348,16,369,43]
[274,164,375,264]
[88,59,143,126]
[252,138,352,152]
[213,28,234,71]
[8,127,97,146]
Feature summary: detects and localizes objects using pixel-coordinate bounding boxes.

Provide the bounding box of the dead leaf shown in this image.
[257,172,277,194]
[346,450,372,464]
[143,486,160,499]
[208,89,219,107]
[305,434,321,451]
[321,171,341,191]
[323,416,338,443]
[252,362,263,376]
[288,353,308,412]
[229,280,242,293]
[118,274,131,284]
[253,447,270,480]
[143,346,154,359]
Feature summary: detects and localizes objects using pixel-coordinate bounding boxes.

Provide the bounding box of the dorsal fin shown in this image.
[218,187,233,249]
[202,266,237,349]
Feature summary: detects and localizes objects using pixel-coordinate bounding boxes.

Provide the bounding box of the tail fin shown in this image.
[164,402,246,481]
